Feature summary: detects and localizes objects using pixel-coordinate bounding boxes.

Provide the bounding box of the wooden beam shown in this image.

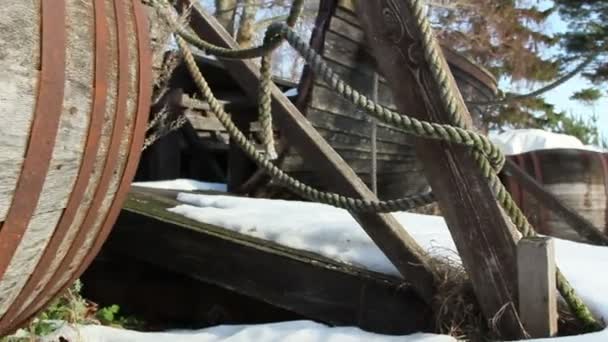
[174,0,436,302]
[113,188,432,334]
[503,160,608,246]
[517,237,558,338]
[356,1,526,339]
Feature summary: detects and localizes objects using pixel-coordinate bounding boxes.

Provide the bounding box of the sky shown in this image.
[501,3,607,142]
[544,76,607,138]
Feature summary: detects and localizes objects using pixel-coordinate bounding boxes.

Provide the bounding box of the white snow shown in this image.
[42,321,454,342]
[169,194,458,276]
[284,88,299,97]
[132,179,227,192]
[489,129,605,155]
[165,193,608,342]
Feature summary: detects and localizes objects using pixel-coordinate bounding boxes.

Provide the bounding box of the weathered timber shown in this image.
[503,159,608,246]
[281,155,419,175]
[517,237,558,338]
[503,150,608,243]
[0,0,151,335]
[81,253,305,330]
[279,0,497,202]
[357,1,526,339]
[175,0,436,302]
[111,188,432,334]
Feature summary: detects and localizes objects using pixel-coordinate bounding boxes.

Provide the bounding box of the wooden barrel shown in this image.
[0,0,151,333]
[503,150,608,242]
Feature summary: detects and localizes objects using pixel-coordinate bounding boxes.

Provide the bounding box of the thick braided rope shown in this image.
[155,0,303,60]
[407,0,601,330]
[176,35,436,212]
[259,52,278,159]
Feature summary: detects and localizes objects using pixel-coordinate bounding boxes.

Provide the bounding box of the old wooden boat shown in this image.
[503,149,608,242]
[0,0,151,334]
[277,0,498,200]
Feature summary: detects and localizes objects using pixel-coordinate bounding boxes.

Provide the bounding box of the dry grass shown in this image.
[428,252,489,341]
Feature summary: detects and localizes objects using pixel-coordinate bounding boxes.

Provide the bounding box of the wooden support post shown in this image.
[517,237,558,338]
[175,0,436,302]
[356,1,527,339]
[503,160,608,246]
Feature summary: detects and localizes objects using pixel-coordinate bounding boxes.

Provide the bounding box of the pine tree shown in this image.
[431,1,605,145]
[554,0,608,82]
[431,0,559,82]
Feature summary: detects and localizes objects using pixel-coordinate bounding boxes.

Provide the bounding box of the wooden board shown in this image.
[503,150,608,244]
[105,188,433,335]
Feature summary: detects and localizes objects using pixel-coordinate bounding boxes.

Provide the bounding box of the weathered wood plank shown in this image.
[309,85,401,127]
[281,154,420,174]
[0,1,40,221]
[317,53,390,88]
[312,142,415,161]
[280,171,429,200]
[323,30,373,70]
[0,211,62,314]
[108,188,432,334]
[27,0,139,318]
[12,0,121,315]
[503,160,608,245]
[329,13,365,44]
[55,0,141,295]
[338,0,356,13]
[331,149,416,162]
[517,237,558,338]
[177,0,436,303]
[0,0,94,317]
[313,128,412,155]
[311,78,398,113]
[334,7,360,28]
[357,1,526,338]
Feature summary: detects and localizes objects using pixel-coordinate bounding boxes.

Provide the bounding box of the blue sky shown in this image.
[544,76,607,137]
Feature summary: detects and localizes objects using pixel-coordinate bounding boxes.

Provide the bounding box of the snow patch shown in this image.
[42,321,455,342]
[169,194,458,276]
[489,129,605,155]
[284,88,299,97]
[132,179,227,192]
